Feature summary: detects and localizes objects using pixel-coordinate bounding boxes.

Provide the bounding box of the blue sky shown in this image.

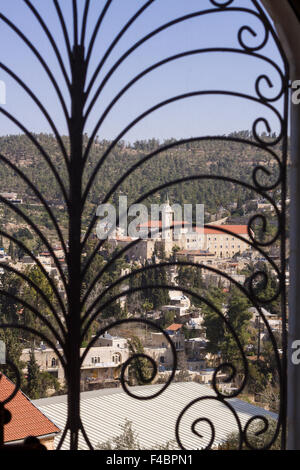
[0,0,286,142]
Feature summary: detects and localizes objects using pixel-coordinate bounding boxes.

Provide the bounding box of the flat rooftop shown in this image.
[33,381,277,450]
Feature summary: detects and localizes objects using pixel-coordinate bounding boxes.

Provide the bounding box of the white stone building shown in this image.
[108,199,252,261]
[21,333,130,391]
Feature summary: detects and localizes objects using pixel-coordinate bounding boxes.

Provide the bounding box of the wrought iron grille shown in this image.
[0,0,289,450]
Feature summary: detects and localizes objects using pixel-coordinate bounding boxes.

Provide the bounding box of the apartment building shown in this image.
[20,333,130,391]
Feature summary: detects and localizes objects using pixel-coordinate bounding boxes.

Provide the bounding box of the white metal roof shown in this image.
[33,382,277,450]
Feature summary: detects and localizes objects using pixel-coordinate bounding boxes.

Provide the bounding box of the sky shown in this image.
[0,0,287,143]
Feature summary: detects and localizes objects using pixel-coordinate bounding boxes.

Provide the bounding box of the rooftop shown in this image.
[137,222,249,236]
[165,324,183,331]
[33,382,277,450]
[0,374,60,444]
[202,225,249,235]
[177,250,215,256]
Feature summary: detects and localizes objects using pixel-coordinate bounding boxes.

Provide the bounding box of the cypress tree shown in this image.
[128,336,153,385]
[26,348,42,399]
[8,241,15,260]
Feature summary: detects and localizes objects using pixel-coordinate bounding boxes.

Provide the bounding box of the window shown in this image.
[91,357,101,364]
[51,358,58,367]
[112,353,121,364]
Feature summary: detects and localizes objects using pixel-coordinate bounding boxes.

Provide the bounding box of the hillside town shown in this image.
[1,0,299,451]
[0,126,287,451]
[0,195,284,405]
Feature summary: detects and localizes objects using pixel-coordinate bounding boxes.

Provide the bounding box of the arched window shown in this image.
[112,353,121,364]
[51,357,58,367]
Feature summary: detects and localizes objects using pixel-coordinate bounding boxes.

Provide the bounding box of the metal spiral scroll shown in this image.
[0,0,288,450]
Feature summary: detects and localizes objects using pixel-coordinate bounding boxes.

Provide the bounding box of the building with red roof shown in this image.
[165,324,183,332]
[0,373,60,449]
[108,199,252,261]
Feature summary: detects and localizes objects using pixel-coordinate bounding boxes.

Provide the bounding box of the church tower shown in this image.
[161,195,174,241]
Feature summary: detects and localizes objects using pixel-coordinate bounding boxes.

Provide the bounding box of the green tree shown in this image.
[216,418,280,450]
[161,310,176,329]
[175,262,203,307]
[202,287,226,355]
[128,336,153,386]
[25,348,60,399]
[0,272,22,323]
[22,266,58,344]
[139,258,170,309]
[8,240,15,260]
[0,329,25,386]
[0,272,24,384]
[220,287,251,361]
[141,300,153,317]
[26,348,42,399]
[96,418,176,450]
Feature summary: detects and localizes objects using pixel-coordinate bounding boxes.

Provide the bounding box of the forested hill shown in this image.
[0,131,286,222]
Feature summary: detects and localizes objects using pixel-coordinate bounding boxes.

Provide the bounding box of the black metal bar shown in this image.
[80,0,90,47]
[0,229,67,318]
[81,261,283,389]
[0,13,70,125]
[0,107,69,206]
[53,0,72,64]
[83,6,268,124]
[0,195,68,291]
[72,0,78,48]
[65,43,85,451]
[0,63,69,167]
[85,0,155,100]
[0,326,66,367]
[85,0,113,67]
[0,151,67,255]
[82,172,282,279]
[22,0,71,90]
[82,89,283,207]
[0,263,65,339]
[83,46,284,149]
[81,134,282,251]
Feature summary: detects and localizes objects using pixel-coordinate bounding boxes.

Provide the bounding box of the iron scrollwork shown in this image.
[0,0,288,450]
